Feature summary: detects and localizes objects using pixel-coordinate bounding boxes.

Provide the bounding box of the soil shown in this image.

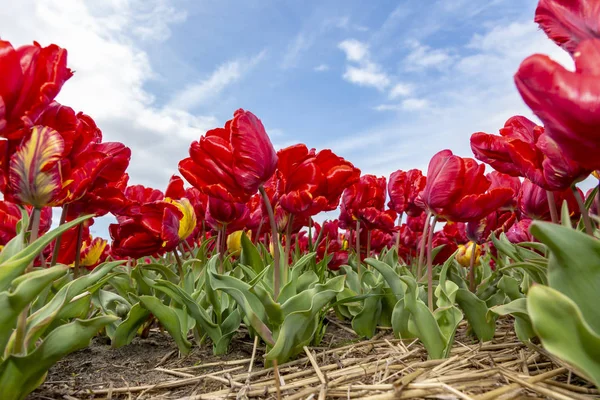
[29,319,360,400]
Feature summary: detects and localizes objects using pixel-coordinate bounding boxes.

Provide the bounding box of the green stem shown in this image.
[356,219,361,282]
[50,204,69,266]
[366,229,371,260]
[307,218,313,252]
[73,223,84,279]
[259,186,281,300]
[173,249,185,284]
[254,219,264,243]
[468,241,478,292]
[546,190,558,224]
[395,212,403,255]
[284,214,293,285]
[417,212,431,280]
[426,215,438,312]
[572,185,594,236]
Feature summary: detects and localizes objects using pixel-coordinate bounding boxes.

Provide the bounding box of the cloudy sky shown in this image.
[0,0,584,237]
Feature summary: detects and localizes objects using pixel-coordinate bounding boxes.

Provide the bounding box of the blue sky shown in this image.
[0,0,587,237]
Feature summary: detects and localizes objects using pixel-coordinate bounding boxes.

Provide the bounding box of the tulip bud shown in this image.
[455,241,481,268]
[226,230,245,257]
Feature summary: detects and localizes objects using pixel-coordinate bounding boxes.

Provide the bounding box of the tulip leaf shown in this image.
[0,209,28,266]
[0,265,69,351]
[351,283,383,338]
[139,263,179,284]
[530,221,600,335]
[0,315,118,400]
[266,275,345,362]
[497,275,524,301]
[138,296,191,355]
[400,276,447,359]
[0,215,92,292]
[241,232,265,274]
[490,298,535,342]
[527,285,600,387]
[391,298,414,339]
[455,289,496,342]
[365,257,406,298]
[111,303,151,347]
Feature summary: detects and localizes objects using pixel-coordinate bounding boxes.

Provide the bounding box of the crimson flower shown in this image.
[179,109,278,203]
[205,197,249,233]
[387,169,426,216]
[0,200,52,247]
[517,179,579,220]
[506,219,535,243]
[276,144,360,217]
[487,171,521,210]
[515,39,600,171]
[470,116,589,190]
[110,185,196,258]
[422,150,514,222]
[535,0,600,55]
[0,40,72,140]
[339,175,397,232]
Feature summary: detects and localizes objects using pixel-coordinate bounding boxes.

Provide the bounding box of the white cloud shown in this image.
[404,40,454,70]
[343,62,390,91]
[373,98,429,112]
[169,50,266,111]
[314,64,330,72]
[388,82,413,99]
[338,39,369,62]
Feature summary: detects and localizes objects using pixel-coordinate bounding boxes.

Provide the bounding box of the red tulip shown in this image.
[205,196,249,233]
[471,116,589,190]
[0,200,52,247]
[515,39,600,171]
[179,109,278,203]
[110,185,196,258]
[518,179,579,220]
[0,40,73,139]
[314,220,348,270]
[506,218,535,243]
[422,150,514,222]
[276,144,360,217]
[535,0,600,55]
[431,230,458,265]
[487,171,521,210]
[339,175,397,232]
[387,169,426,216]
[466,210,517,244]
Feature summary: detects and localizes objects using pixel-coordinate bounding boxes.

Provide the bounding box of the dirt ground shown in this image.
[30,319,360,399]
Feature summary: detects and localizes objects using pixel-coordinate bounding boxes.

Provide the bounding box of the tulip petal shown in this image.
[9,126,64,207]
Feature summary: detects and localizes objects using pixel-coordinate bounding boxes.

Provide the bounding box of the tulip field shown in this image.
[2,0,600,399]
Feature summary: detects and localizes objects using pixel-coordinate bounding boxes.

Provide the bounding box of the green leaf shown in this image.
[530,221,600,335]
[351,283,383,338]
[497,276,524,301]
[138,296,191,355]
[490,298,535,342]
[111,303,151,347]
[528,285,600,387]
[241,232,265,274]
[365,258,406,298]
[0,315,117,400]
[0,215,92,292]
[0,265,69,351]
[455,289,496,342]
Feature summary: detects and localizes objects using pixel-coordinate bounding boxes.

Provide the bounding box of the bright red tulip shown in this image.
[205,196,249,232]
[535,0,600,55]
[471,116,589,190]
[506,218,535,243]
[0,200,52,247]
[179,109,278,203]
[422,150,514,222]
[487,171,521,210]
[276,144,360,217]
[0,40,73,139]
[387,169,426,216]
[515,39,600,171]
[339,175,397,232]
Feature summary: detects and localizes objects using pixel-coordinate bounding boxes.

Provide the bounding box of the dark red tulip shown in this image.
[276,144,360,217]
[422,150,514,222]
[431,230,458,265]
[314,220,348,271]
[0,200,52,247]
[535,0,600,55]
[339,175,397,232]
[517,179,579,220]
[0,40,73,140]
[387,169,426,216]
[179,109,278,203]
[471,116,589,190]
[442,221,468,244]
[506,218,535,243]
[466,211,517,244]
[515,39,600,171]
[205,196,249,233]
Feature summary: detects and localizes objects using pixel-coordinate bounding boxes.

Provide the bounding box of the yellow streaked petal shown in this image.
[80,237,107,267]
[165,197,197,241]
[9,126,64,208]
